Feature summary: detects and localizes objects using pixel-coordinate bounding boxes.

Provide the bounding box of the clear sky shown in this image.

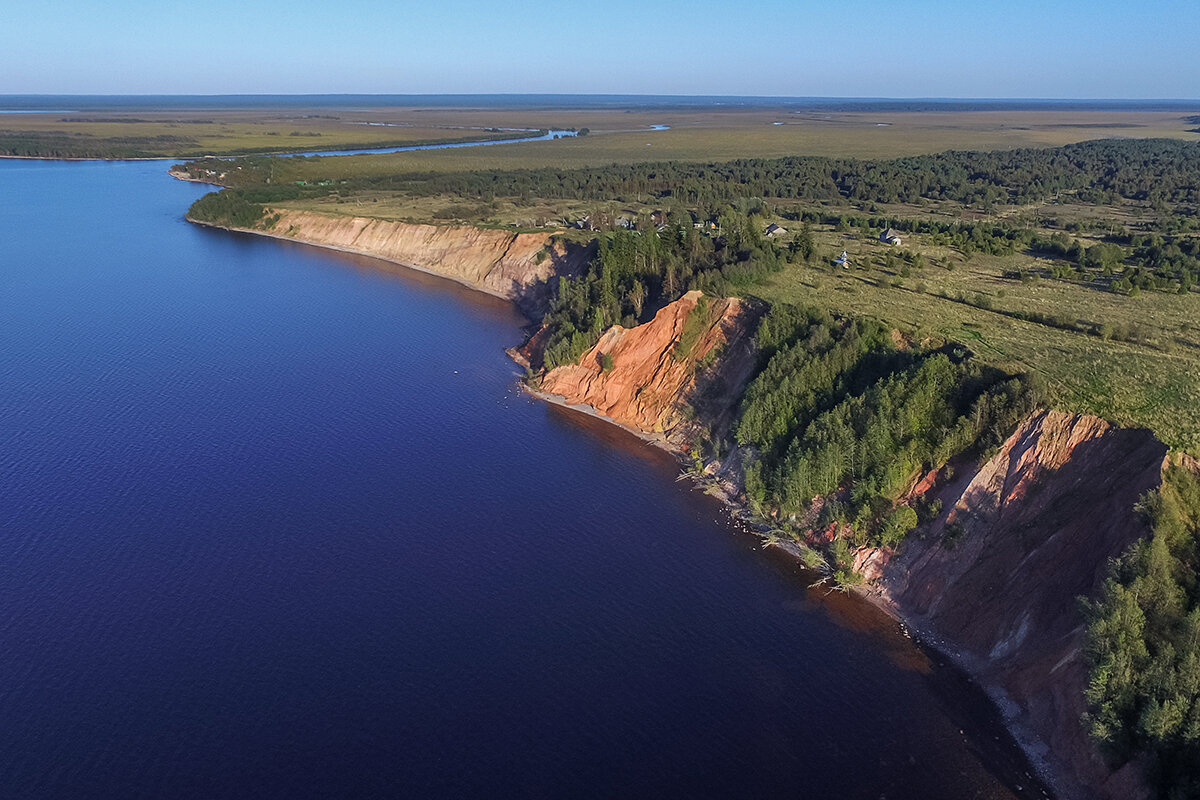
[3,0,1197,97]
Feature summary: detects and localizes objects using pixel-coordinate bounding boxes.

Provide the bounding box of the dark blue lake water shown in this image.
[0,159,1042,799]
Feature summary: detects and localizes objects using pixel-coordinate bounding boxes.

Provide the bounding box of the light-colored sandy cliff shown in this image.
[876,409,1169,800]
[205,208,590,310]
[536,291,761,446]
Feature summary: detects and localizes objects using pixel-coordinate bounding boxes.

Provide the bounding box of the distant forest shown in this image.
[0,130,196,159]
[193,137,1200,208]
[381,138,1200,207]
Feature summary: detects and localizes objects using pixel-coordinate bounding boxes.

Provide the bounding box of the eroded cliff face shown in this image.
[216,208,589,312]
[536,291,762,446]
[539,314,1171,797]
[876,409,1169,800]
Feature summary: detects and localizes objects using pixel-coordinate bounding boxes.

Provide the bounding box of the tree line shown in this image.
[735,304,1038,555]
[0,130,195,159]
[1085,465,1200,799]
[537,209,786,369]
[184,137,1200,209]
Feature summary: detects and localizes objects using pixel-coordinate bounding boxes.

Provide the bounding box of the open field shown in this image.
[235,109,1200,178]
[265,191,607,230]
[752,224,1200,453]
[7,105,1196,160]
[0,109,537,157]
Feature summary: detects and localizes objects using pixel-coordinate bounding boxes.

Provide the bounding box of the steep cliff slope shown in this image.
[877,410,1169,799]
[539,303,1173,797]
[536,291,761,446]
[204,208,589,310]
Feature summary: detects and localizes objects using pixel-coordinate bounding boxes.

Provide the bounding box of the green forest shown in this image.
[735,304,1036,556]
[536,211,784,369]
[0,130,196,159]
[186,137,1200,208]
[1086,466,1200,799]
[529,217,1039,573]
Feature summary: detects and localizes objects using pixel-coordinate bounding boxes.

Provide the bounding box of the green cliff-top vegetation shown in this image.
[737,304,1036,549]
[522,205,1034,570]
[1086,465,1200,799]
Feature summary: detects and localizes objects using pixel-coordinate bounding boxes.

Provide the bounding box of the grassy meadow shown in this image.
[232,109,1200,178]
[8,103,1195,163]
[0,109,535,157]
[753,224,1200,453]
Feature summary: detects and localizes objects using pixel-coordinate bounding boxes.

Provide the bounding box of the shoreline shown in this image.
[186,208,1062,800]
[527,380,1059,794]
[184,216,513,301]
[194,210,842,573]
[527,381,1062,796]
[168,169,222,185]
[0,153,175,162]
[0,130,538,163]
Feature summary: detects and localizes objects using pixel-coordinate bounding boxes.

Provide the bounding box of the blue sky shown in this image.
[4,0,1198,97]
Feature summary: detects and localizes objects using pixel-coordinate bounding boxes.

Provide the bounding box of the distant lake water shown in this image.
[272,129,578,158]
[0,159,1047,799]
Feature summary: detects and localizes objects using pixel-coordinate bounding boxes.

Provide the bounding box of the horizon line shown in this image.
[0,92,1198,103]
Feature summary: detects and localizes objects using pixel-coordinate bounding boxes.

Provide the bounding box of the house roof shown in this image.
[881,228,901,239]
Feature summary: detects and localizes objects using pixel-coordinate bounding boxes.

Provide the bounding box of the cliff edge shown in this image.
[877,409,1169,799]
[201,208,590,314]
[536,291,762,447]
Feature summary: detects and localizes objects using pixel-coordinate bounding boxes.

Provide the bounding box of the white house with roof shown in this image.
[880,228,902,245]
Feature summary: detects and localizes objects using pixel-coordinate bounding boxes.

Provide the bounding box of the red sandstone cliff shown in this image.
[533,297,1173,797]
[874,410,1169,800]
[540,313,1173,797]
[536,291,762,446]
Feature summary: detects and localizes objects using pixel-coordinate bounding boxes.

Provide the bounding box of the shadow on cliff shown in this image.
[881,412,1168,800]
[683,298,766,444]
[507,238,596,321]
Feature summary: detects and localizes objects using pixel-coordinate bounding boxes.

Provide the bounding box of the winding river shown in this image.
[275,128,580,158]
[0,158,1046,798]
